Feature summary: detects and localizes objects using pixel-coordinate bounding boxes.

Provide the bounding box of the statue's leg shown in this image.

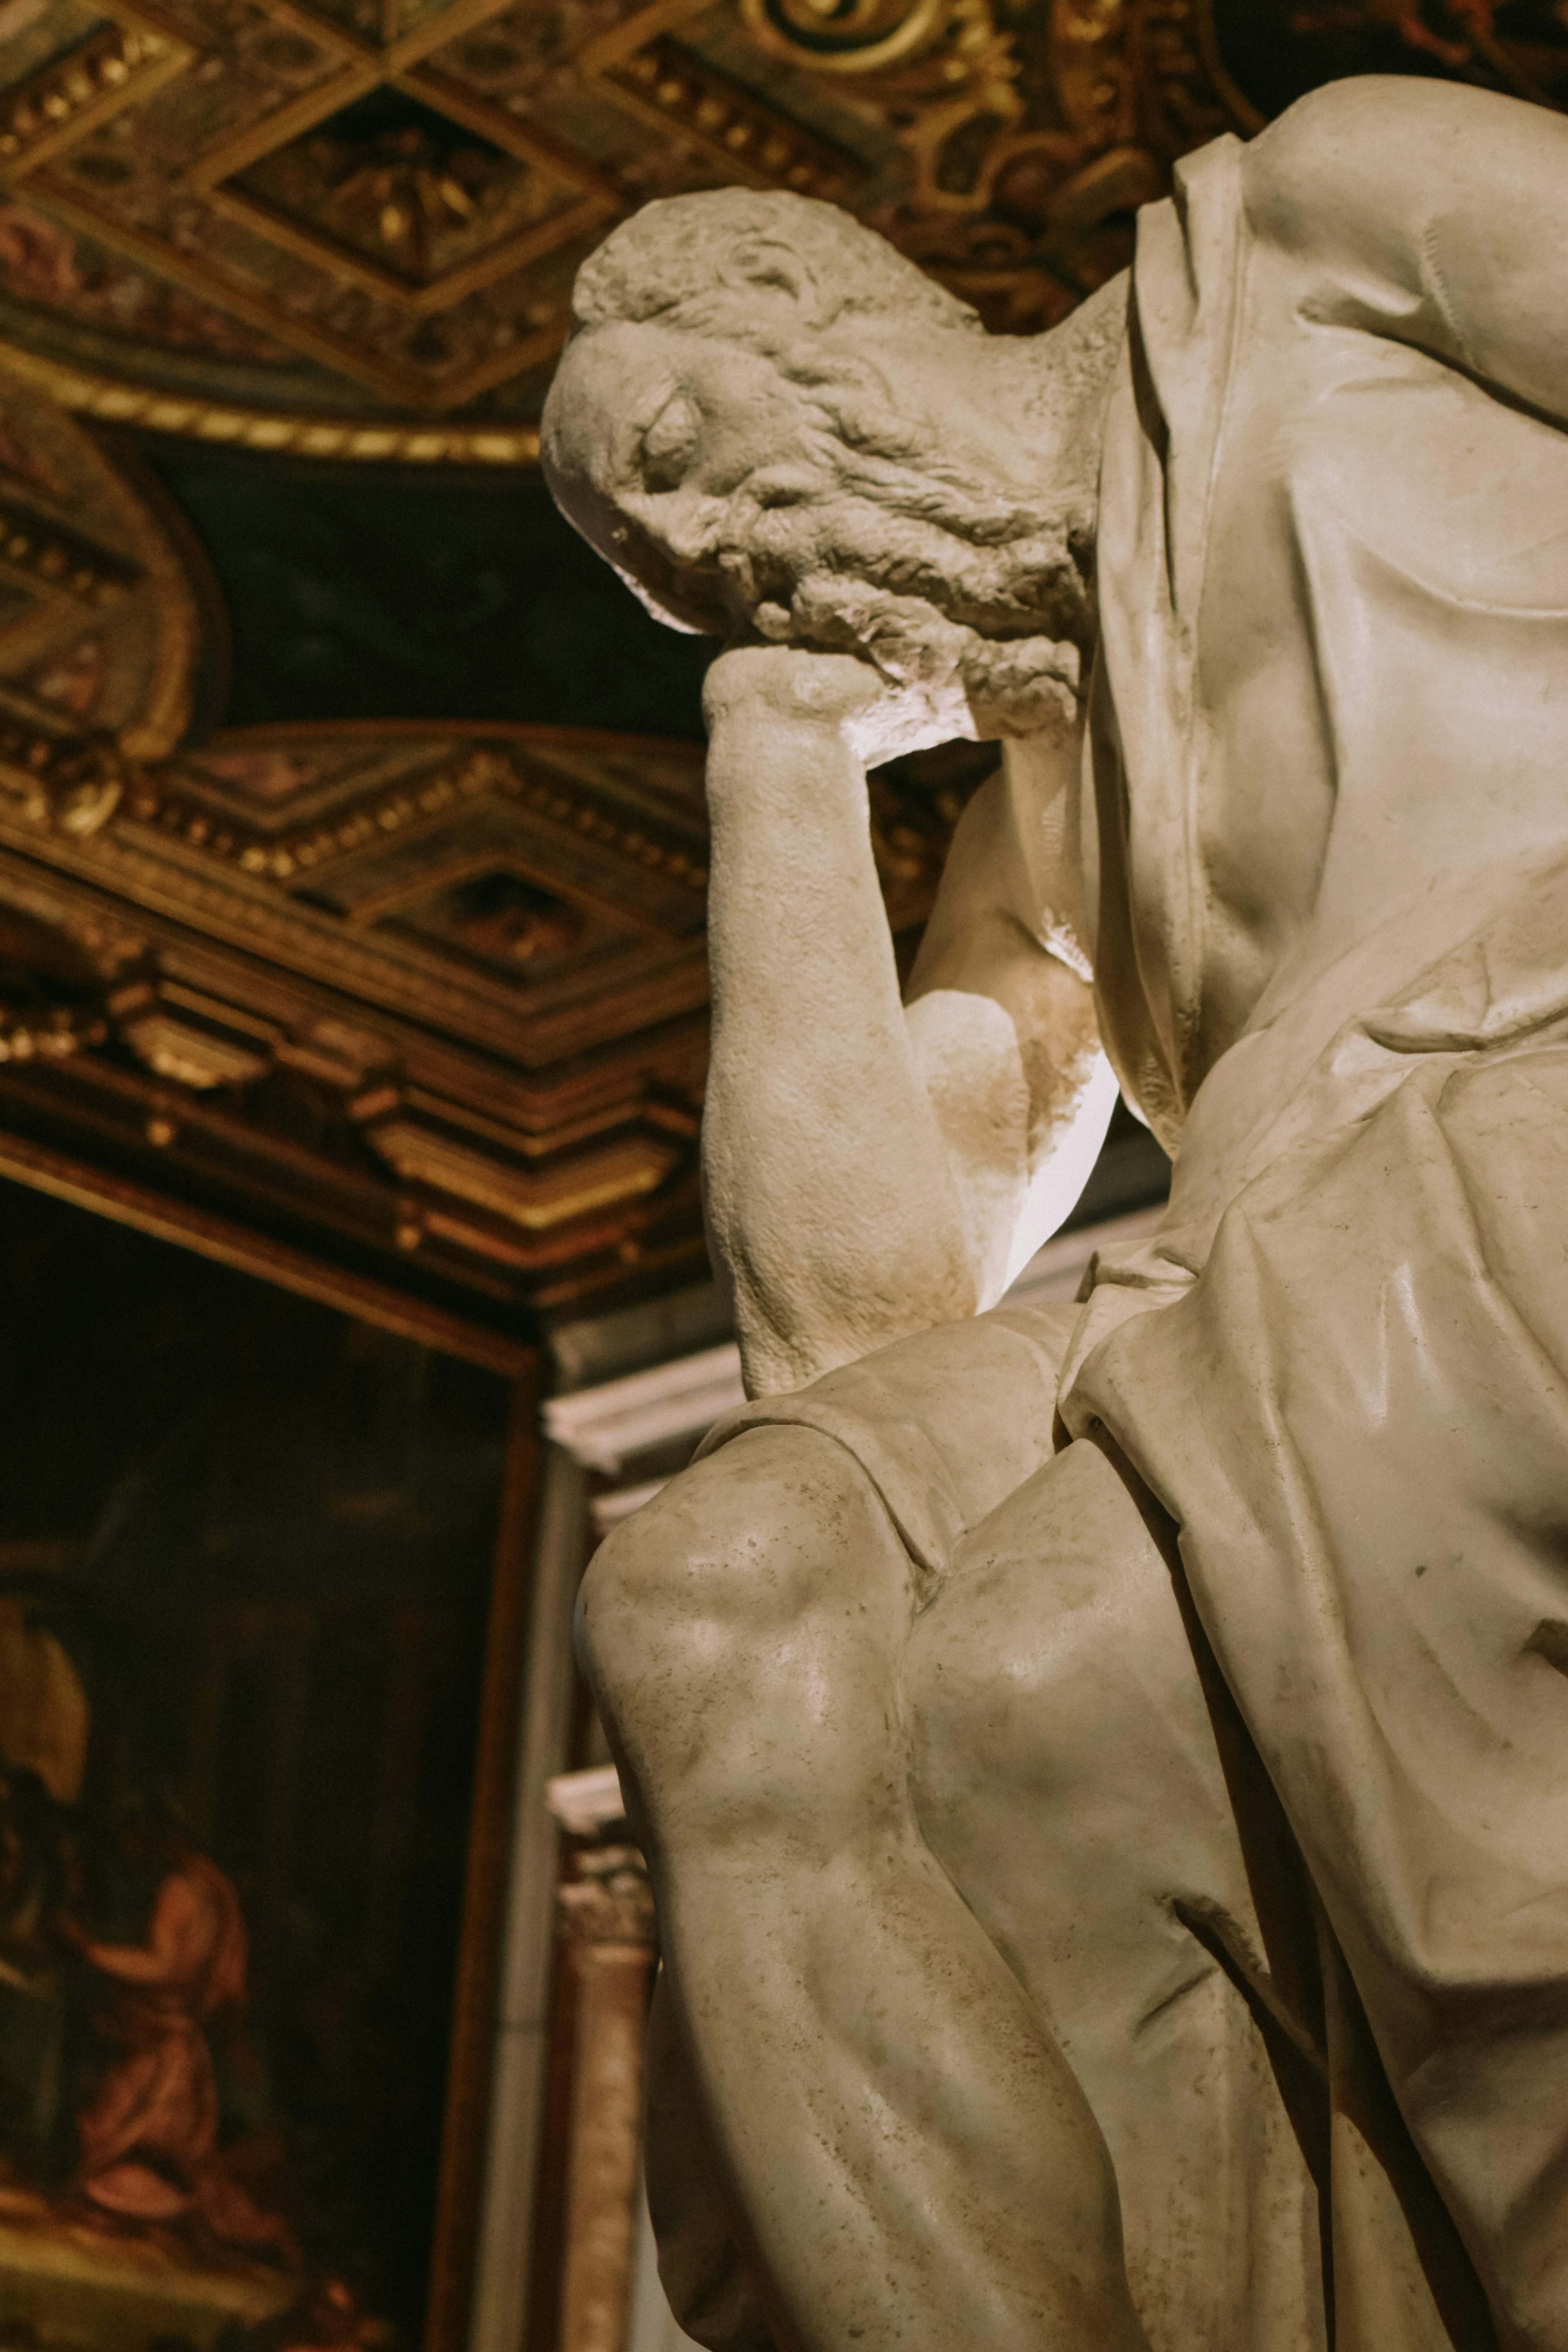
[904,1434,1327,2352]
[641,1962,775,2352]
[580,1423,1151,2352]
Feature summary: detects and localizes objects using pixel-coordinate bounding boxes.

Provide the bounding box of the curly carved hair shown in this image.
[566,187,982,354]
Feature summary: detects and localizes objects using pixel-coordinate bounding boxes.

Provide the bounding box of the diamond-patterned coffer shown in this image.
[0,0,1246,437]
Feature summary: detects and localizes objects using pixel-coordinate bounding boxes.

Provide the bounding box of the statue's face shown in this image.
[544,311,1092,740]
[543,322,830,638]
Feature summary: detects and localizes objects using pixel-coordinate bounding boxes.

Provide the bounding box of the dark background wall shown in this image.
[134,440,717,740]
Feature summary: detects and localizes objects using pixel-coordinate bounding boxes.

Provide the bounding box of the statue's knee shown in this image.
[576,1481,699,1719]
[579,1425,879,1731]
[581,1421,893,1787]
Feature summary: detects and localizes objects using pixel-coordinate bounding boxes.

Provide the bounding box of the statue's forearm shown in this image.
[702,669,978,1396]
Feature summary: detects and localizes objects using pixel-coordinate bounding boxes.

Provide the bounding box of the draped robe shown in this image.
[695,76,1568,2352]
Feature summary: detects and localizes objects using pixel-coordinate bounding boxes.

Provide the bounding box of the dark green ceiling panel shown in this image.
[133,436,716,739]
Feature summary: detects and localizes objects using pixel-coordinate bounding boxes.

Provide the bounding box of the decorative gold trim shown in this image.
[561,0,704,79]
[114,736,707,901]
[0,789,711,1070]
[108,0,363,70]
[180,45,619,210]
[179,61,381,193]
[0,373,207,761]
[365,1117,677,1231]
[0,18,192,174]
[401,1080,668,1161]
[0,338,543,463]
[585,22,866,201]
[201,174,607,323]
[530,1228,711,1313]
[401,63,625,206]
[117,0,528,82]
[329,842,671,943]
[739,0,944,77]
[11,178,566,408]
[378,0,530,79]
[0,1000,105,1062]
[0,491,138,604]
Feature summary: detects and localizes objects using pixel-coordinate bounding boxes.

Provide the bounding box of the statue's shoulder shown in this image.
[1240,74,1563,266]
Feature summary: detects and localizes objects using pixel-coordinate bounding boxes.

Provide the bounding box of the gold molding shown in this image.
[0,370,207,760]
[9,177,566,409]
[0,0,1201,457]
[178,60,381,193]
[0,0,610,412]
[40,728,711,933]
[365,1117,677,1232]
[0,815,712,1303]
[200,177,603,324]
[0,16,192,172]
[0,794,711,1069]
[0,338,543,463]
[0,0,1253,459]
[206,744,708,900]
[116,0,532,85]
[0,490,137,604]
[399,63,625,207]
[739,0,947,77]
[176,41,618,330]
[579,3,868,203]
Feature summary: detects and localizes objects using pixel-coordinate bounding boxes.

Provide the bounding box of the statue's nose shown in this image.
[647,486,730,570]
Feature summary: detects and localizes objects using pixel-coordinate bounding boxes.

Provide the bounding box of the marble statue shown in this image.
[540,72,1568,2352]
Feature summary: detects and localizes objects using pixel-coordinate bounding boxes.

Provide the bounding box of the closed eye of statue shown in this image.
[640,390,702,493]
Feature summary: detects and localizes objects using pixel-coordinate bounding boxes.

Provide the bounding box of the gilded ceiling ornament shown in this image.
[0,368,207,808]
[573,0,871,200]
[740,0,948,74]
[0,998,104,1059]
[0,0,1555,450]
[0,0,1248,447]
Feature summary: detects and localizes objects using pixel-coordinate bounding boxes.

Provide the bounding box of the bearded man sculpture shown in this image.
[541,71,1568,2352]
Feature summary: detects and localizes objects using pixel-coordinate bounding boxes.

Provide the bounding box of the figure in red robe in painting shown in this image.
[63,1802,294,2258]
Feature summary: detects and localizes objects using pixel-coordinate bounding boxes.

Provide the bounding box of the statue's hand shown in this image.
[703,642,968,770]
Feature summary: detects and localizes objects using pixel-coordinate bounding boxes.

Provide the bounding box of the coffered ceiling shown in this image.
[0,0,998,454]
[0,0,1552,459]
[0,364,980,1331]
[0,0,1554,1336]
[0,0,1296,454]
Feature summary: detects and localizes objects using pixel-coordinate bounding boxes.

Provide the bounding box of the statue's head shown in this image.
[541,189,1105,740]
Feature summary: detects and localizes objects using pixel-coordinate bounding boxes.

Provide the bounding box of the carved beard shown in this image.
[733,501,1085,743]
[667,411,1093,744]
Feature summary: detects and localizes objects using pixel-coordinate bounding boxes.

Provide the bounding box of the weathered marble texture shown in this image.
[542,76,1568,2351]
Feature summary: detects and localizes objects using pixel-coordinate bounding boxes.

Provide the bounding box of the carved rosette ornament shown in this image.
[742,0,1028,208]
